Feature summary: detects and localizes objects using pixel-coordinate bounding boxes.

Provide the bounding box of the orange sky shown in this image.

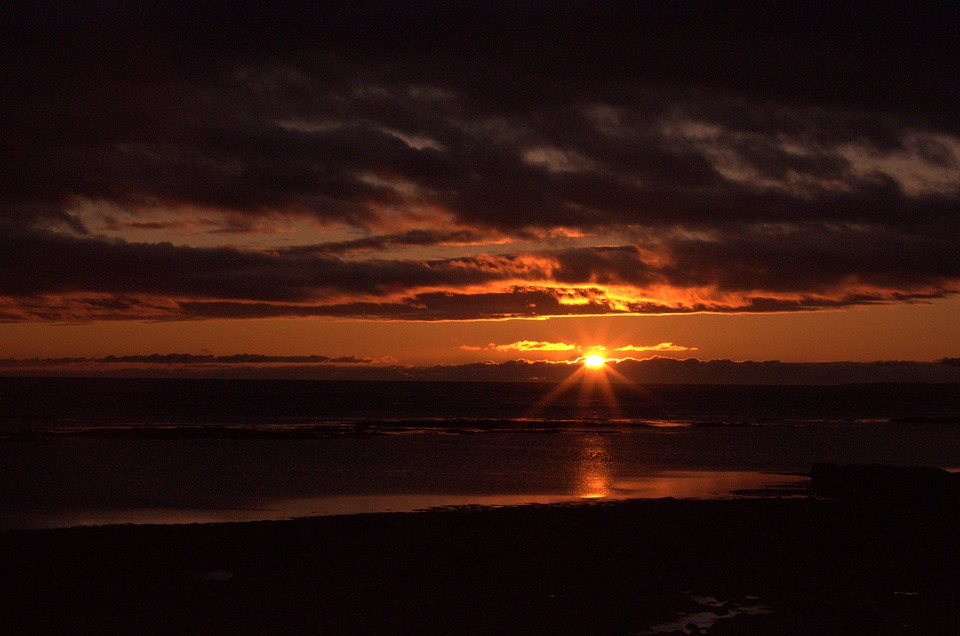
[2,296,958,367]
[3,3,960,381]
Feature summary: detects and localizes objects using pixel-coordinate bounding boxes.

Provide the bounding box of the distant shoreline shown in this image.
[3,354,960,384]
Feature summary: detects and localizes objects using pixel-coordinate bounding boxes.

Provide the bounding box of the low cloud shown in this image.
[616,343,698,353]
[462,340,579,353]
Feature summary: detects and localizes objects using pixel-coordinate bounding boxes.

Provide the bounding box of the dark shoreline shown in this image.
[4,470,960,635]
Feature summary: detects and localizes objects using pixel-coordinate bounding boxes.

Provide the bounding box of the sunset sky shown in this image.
[2,1,959,380]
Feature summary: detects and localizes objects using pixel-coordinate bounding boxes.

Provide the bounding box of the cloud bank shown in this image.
[2,1,959,321]
[4,355,960,385]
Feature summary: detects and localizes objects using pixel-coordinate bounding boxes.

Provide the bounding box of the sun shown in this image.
[528,351,628,419]
[584,354,606,369]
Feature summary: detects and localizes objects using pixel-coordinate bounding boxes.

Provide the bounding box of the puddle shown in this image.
[640,593,772,634]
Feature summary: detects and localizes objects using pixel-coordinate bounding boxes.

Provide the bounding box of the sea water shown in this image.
[2,378,959,528]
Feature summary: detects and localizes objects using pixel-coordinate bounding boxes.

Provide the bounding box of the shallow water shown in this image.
[2,423,954,529]
[2,378,959,529]
[3,471,809,529]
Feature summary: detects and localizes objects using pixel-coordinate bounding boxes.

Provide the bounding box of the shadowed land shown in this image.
[3,465,960,634]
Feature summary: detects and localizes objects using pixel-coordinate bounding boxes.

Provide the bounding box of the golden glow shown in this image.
[493,340,578,352]
[584,354,606,368]
[1,296,959,367]
[528,351,633,420]
[576,434,612,499]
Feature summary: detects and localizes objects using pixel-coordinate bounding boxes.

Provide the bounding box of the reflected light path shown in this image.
[4,471,808,530]
[576,433,612,499]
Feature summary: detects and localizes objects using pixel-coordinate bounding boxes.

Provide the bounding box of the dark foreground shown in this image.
[3,468,960,635]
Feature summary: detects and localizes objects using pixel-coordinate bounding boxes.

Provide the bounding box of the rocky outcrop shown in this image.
[811,463,960,499]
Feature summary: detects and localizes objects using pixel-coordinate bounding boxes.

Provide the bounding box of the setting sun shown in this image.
[584,354,606,369]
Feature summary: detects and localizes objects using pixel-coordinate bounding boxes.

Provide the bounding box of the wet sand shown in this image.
[3,472,960,634]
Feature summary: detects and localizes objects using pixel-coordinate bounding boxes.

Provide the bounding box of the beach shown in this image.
[4,379,960,633]
[4,469,960,635]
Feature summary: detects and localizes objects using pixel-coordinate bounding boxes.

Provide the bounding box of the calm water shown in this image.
[2,378,959,529]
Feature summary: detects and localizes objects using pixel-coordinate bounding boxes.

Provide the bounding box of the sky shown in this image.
[2,1,960,381]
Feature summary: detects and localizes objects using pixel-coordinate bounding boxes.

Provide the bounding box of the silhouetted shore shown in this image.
[3,465,960,634]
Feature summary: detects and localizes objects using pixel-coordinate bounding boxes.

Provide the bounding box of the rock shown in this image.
[810,463,959,499]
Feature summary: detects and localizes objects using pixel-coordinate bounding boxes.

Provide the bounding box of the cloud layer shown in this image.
[5,354,960,386]
[3,1,959,321]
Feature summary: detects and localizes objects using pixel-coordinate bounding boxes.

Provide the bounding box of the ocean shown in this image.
[2,377,960,529]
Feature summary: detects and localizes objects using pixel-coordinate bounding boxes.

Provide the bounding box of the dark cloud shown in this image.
[0,226,537,303]
[9,1,958,117]
[2,1,959,320]
[658,223,960,295]
[0,354,372,366]
[307,229,487,255]
[178,288,629,321]
[552,246,656,286]
[98,354,371,364]
[2,220,956,321]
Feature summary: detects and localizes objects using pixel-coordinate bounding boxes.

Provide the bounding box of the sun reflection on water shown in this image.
[576,434,612,499]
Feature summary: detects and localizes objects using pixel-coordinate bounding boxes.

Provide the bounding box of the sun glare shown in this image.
[584,354,606,369]
[528,349,630,420]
